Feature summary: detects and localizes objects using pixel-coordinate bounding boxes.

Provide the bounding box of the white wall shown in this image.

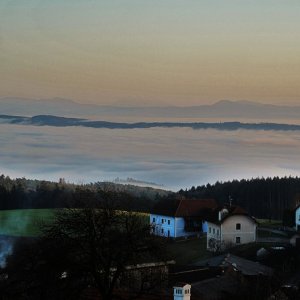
[295,207,300,230]
[221,215,256,247]
[206,222,221,250]
[150,214,175,237]
[150,214,202,238]
[202,221,208,233]
[173,284,191,300]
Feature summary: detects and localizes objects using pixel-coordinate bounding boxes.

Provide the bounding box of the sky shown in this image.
[1,0,300,106]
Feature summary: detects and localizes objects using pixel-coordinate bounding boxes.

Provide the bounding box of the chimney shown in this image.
[218,210,222,221]
[219,208,229,221]
[173,283,191,300]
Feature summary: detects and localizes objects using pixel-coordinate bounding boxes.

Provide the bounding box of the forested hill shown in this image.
[3,114,300,131]
[1,174,300,220]
[0,175,170,211]
[178,177,300,219]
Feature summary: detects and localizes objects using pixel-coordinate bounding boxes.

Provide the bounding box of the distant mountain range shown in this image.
[1,97,300,121]
[1,113,300,131]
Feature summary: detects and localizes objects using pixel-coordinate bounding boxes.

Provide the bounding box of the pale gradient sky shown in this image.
[1,0,300,106]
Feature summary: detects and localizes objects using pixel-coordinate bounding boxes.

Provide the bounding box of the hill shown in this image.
[2,114,300,131]
[2,97,300,122]
[0,175,170,211]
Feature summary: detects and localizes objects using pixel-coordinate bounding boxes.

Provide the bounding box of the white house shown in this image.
[150,198,217,238]
[295,205,300,231]
[206,206,257,251]
[173,283,191,300]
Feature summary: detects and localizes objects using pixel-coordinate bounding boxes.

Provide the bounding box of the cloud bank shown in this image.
[1,124,300,190]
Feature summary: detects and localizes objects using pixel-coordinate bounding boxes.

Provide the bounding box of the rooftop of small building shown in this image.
[205,204,257,225]
[173,282,191,288]
[193,253,273,277]
[151,198,218,218]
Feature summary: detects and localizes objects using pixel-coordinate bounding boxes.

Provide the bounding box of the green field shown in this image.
[0,209,149,237]
[257,219,282,227]
[0,209,55,237]
[165,237,212,265]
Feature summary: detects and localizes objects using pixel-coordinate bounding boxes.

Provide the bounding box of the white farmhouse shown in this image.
[206,206,257,251]
[150,198,217,238]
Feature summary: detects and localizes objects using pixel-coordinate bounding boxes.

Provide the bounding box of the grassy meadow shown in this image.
[0,210,285,265]
[0,209,149,237]
[0,209,55,237]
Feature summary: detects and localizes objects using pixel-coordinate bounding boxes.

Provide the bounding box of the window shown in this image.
[236,223,241,230]
[209,227,211,233]
[168,220,170,225]
[161,228,164,234]
[217,229,219,236]
[236,237,241,244]
[213,228,215,234]
[162,219,164,224]
[152,217,155,222]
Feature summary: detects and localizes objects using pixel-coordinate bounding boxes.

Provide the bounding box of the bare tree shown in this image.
[39,197,164,300]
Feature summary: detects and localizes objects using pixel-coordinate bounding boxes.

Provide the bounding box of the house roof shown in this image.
[151,198,218,218]
[201,254,273,276]
[191,274,241,300]
[173,282,191,288]
[206,205,257,225]
[194,253,273,276]
[223,254,273,276]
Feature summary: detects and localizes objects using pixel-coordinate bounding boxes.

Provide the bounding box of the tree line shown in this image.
[178,176,300,220]
[0,175,166,212]
[1,174,300,220]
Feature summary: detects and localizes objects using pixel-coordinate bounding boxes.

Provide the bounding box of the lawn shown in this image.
[257,219,282,228]
[0,209,55,237]
[165,236,212,265]
[0,209,149,237]
[257,229,288,238]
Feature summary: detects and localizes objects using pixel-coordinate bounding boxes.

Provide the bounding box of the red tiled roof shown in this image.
[230,206,248,215]
[151,198,218,218]
[207,205,257,224]
[175,199,218,217]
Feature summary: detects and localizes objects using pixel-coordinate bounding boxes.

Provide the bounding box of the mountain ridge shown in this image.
[1,97,300,120]
[1,114,300,131]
